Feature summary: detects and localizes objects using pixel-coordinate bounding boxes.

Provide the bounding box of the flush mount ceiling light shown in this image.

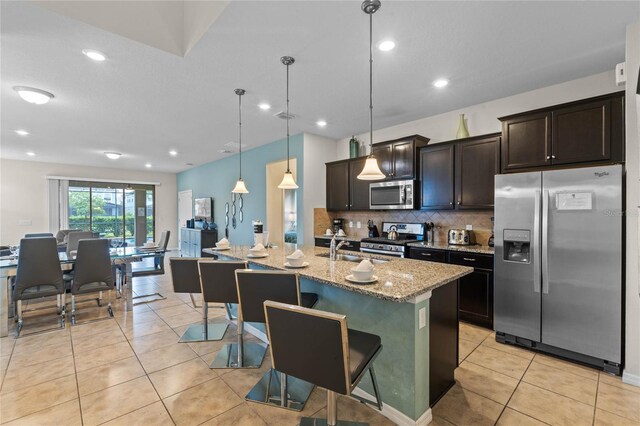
[145,163,152,168]
[13,86,54,105]
[232,89,249,194]
[169,150,178,156]
[26,151,35,156]
[15,130,29,136]
[278,56,299,190]
[316,120,327,127]
[104,151,122,160]
[377,40,395,51]
[357,0,386,181]
[258,103,271,110]
[82,49,107,61]
[433,79,449,88]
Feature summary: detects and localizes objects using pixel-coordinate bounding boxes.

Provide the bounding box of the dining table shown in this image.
[0,246,166,337]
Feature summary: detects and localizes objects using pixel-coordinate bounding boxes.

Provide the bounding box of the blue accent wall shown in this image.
[177,134,304,245]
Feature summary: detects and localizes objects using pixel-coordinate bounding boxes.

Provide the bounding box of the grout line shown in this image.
[491,348,536,426]
[68,319,85,425]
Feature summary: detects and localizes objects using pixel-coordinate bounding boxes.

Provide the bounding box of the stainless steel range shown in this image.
[360,222,424,258]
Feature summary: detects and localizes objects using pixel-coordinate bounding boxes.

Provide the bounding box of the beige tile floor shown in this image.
[0,260,638,425]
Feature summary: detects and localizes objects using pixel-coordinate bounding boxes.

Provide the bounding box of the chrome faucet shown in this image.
[330,235,349,261]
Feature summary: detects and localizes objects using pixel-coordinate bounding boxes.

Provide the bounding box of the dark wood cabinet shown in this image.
[372,135,429,180]
[326,160,350,211]
[500,92,624,172]
[455,135,500,209]
[420,144,455,210]
[371,144,393,178]
[349,158,370,210]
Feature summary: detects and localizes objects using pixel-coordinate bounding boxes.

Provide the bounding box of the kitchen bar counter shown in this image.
[203,245,472,303]
[407,241,495,255]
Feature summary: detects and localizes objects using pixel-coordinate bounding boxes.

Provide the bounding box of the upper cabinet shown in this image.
[499,92,624,173]
[420,134,500,211]
[349,158,371,210]
[371,135,429,180]
[326,160,350,211]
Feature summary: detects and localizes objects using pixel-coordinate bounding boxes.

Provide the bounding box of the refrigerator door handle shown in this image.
[542,189,550,294]
[533,190,541,293]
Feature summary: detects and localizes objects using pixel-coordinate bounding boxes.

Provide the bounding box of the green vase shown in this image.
[456,114,469,139]
[349,136,360,158]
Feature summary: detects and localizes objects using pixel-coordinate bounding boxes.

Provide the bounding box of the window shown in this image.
[68,181,155,247]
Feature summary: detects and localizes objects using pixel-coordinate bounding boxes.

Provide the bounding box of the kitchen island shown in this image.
[204,245,472,425]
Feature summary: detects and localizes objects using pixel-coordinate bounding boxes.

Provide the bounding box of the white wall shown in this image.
[337,70,621,158]
[624,22,640,386]
[303,133,337,244]
[0,158,178,247]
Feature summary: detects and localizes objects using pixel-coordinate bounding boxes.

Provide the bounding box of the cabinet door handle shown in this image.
[551,155,556,159]
[457,201,461,205]
[546,156,551,160]
[463,257,476,262]
[420,253,432,257]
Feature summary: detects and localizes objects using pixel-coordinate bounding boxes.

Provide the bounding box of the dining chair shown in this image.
[66,231,96,256]
[24,233,54,238]
[69,238,115,325]
[13,237,66,336]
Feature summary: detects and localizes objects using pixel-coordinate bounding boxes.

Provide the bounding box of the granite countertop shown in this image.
[406,242,494,255]
[203,245,472,303]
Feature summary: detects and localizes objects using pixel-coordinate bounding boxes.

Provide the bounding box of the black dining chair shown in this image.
[13,237,66,336]
[264,301,383,424]
[69,238,115,324]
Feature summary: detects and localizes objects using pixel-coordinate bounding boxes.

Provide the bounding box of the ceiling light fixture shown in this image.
[26,151,35,156]
[278,56,299,190]
[316,120,327,127]
[15,130,29,136]
[357,0,386,181]
[378,40,395,51]
[13,86,54,105]
[82,49,107,61]
[169,150,178,156]
[104,151,122,160]
[145,163,152,168]
[433,79,449,88]
[232,89,249,194]
[258,103,271,110]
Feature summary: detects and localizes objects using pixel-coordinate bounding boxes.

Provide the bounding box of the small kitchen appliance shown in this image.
[447,229,475,245]
[367,220,380,238]
[425,222,435,245]
[332,218,345,235]
[360,222,424,257]
[252,220,264,247]
[369,179,415,210]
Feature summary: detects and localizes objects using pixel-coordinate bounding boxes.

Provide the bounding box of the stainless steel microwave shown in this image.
[369,179,415,210]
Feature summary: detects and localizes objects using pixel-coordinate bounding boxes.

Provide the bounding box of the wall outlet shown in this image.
[418,307,426,329]
[349,221,354,228]
[18,220,32,226]
[356,221,361,229]
[466,224,473,230]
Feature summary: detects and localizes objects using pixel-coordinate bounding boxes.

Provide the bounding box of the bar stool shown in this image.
[264,300,383,425]
[170,257,225,342]
[235,269,318,411]
[196,260,256,354]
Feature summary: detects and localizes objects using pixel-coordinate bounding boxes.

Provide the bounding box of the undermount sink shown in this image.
[316,253,389,265]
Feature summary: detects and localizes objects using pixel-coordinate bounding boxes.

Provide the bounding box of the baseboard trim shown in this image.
[623,371,640,387]
[350,387,432,426]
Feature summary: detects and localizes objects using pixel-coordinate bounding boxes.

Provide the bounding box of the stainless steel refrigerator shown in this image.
[494,164,623,374]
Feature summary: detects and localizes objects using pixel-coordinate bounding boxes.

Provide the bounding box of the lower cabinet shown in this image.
[180,228,218,257]
[409,247,494,329]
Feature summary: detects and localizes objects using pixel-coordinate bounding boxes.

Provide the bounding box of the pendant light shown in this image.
[357,0,386,181]
[278,56,299,189]
[232,88,249,194]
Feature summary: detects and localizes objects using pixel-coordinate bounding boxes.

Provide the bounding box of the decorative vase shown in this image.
[456,114,469,139]
[349,136,360,158]
[359,141,367,156]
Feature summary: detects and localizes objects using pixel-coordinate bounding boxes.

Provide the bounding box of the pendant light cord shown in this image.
[238,91,242,179]
[368,12,374,157]
[286,62,291,173]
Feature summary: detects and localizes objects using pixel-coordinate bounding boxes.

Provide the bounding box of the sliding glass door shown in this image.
[68,181,155,247]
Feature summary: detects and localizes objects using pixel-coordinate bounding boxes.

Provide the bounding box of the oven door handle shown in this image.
[360,247,403,258]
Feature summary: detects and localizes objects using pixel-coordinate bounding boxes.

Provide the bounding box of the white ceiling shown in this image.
[1,1,637,173]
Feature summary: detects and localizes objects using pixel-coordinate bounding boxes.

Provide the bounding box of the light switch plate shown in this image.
[419,307,426,329]
[356,221,361,229]
[466,224,473,230]
[349,221,354,228]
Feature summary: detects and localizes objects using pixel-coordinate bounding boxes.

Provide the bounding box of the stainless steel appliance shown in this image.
[447,229,475,246]
[494,165,623,374]
[369,179,414,210]
[360,222,424,257]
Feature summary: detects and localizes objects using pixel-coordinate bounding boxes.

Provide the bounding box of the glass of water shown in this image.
[9,245,18,258]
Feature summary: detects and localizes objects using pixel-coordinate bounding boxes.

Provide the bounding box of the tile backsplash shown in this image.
[314,208,494,246]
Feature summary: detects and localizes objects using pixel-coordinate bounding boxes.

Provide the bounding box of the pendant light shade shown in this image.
[278,56,299,189]
[357,0,386,181]
[232,88,249,194]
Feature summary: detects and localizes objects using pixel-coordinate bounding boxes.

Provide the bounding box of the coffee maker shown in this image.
[332,218,344,235]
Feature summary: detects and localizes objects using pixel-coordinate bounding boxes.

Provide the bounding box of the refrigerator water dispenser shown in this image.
[503,229,531,263]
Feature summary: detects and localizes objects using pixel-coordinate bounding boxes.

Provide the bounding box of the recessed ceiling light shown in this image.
[13,86,54,105]
[26,151,35,156]
[15,130,29,136]
[258,103,271,110]
[104,151,122,160]
[378,40,395,51]
[316,120,328,127]
[169,150,178,156]
[433,79,449,88]
[145,163,152,168]
[82,49,107,61]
